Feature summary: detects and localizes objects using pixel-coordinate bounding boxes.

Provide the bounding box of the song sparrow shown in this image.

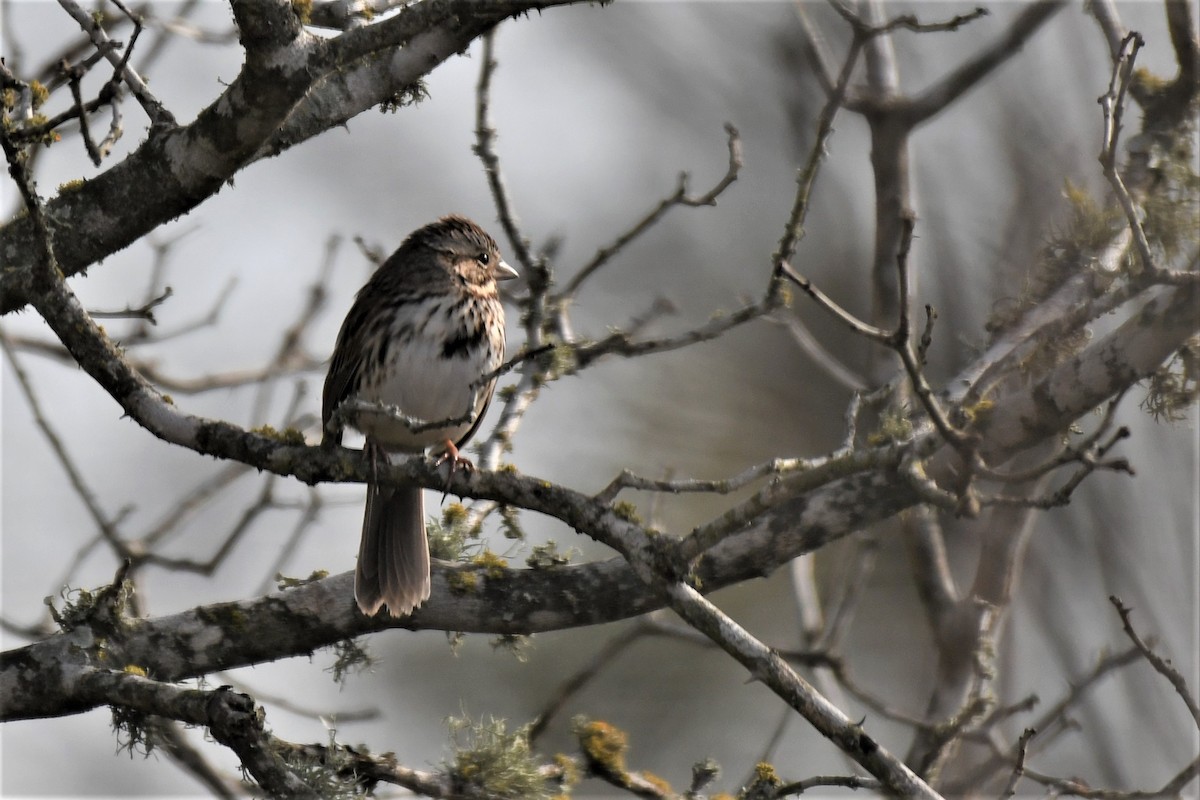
[322,216,516,617]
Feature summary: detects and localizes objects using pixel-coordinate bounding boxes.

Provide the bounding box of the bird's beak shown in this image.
[495,259,519,281]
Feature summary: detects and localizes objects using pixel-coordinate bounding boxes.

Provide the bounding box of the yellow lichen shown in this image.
[472,551,508,579]
[611,501,642,524]
[961,398,995,425]
[442,503,467,525]
[867,408,913,446]
[575,718,628,775]
[29,80,48,110]
[751,761,781,787]
[251,424,306,446]
[290,0,312,24]
[447,570,479,595]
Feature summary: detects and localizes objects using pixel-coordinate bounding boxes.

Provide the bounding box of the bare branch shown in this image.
[54,0,173,125]
[528,623,646,743]
[946,645,1146,792]
[998,728,1037,800]
[773,774,881,798]
[663,582,942,798]
[0,331,134,559]
[473,29,537,275]
[572,294,781,370]
[595,455,835,505]
[559,123,742,301]
[769,309,870,392]
[84,673,313,796]
[1099,33,1158,277]
[779,260,892,343]
[89,288,174,322]
[906,1,1068,125]
[1110,595,1200,728]
[1086,0,1127,60]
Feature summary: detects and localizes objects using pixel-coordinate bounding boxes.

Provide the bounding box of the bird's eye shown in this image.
[478,252,490,265]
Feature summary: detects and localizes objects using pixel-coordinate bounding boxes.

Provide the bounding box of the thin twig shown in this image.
[54,0,173,125]
[1110,595,1200,728]
[773,774,881,798]
[528,623,647,743]
[0,330,133,560]
[772,23,864,274]
[998,727,1036,800]
[1024,757,1199,799]
[770,310,870,392]
[595,456,832,504]
[904,1,1068,124]
[560,123,742,300]
[89,288,173,322]
[1099,33,1158,278]
[664,582,942,798]
[947,645,1146,792]
[473,29,536,275]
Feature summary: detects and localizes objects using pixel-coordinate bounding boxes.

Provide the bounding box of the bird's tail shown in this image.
[355,483,430,617]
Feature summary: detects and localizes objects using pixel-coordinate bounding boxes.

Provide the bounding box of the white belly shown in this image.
[352,297,502,452]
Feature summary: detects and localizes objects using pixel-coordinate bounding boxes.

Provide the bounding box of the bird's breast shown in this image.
[353,294,504,451]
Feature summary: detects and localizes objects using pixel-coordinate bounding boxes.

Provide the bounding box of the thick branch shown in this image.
[4,275,1194,722]
[0,0,591,316]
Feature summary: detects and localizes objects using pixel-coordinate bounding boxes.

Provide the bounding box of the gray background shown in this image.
[2,1,1196,796]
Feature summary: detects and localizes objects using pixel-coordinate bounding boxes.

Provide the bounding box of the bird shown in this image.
[322,215,517,617]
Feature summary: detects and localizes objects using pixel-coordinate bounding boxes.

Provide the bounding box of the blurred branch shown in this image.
[140,463,253,547]
[142,475,280,574]
[816,532,879,652]
[0,330,133,559]
[946,644,1146,792]
[254,488,326,596]
[1164,0,1199,92]
[149,719,241,799]
[1088,0,1127,60]
[528,623,646,743]
[1026,757,1200,799]
[770,310,870,392]
[905,1,1067,125]
[217,671,379,724]
[903,505,958,632]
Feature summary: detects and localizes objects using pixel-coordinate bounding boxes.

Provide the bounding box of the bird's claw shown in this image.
[434,440,474,499]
